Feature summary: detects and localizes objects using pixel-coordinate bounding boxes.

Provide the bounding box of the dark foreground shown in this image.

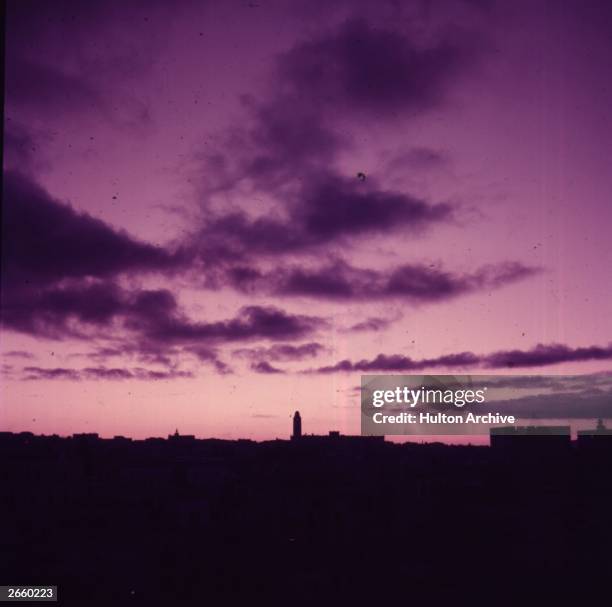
[2,432,611,604]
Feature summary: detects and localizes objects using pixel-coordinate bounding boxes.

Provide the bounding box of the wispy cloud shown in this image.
[308,343,612,373]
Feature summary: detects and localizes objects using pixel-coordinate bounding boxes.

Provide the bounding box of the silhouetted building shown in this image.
[72,433,100,443]
[112,435,132,443]
[490,425,571,450]
[577,419,612,449]
[290,412,383,445]
[168,429,196,442]
[292,411,302,440]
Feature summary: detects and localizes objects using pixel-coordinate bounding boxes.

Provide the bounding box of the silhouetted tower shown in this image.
[292,411,302,440]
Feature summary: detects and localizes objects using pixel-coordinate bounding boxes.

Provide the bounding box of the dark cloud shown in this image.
[82,367,134,380]
[251,361,285,374]
[22,365,193,381]
[1,364,15,377]
[82,342,181,369]
[203,14,482,191]
[2,273,325,348]
[274,261,371,298]
[1,172,192,342]
[199,172,452,260]
[309,343,612,373]
[460,372,612,393]
[298,173,452,242]
[127,290,178,324]
[5,0,181,125]
[192,17,482,265]
[185,347,232,374]
[266,260,537,301]
[2,282,127,337]
[2,172,185,290]
[201,213,311,259]
[85,367,193,381]
[2,283,181,340]
[313,351,480,373]
[223,265,266,291]
[385,262,536,298]
[278,17,481,117]
[144,305,325,344]
[234,342,325,362]
[243,101,346,189]
[22,367,81,381]
[4,350,35,359]
[348,318,393,332]
[485,343,612,369]
[74,341,233,375]
[485,390,612,420]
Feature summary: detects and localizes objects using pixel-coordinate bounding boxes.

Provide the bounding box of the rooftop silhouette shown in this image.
[2,413,612,603]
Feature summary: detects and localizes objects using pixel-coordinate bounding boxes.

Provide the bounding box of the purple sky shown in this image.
[2,0,612,440]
